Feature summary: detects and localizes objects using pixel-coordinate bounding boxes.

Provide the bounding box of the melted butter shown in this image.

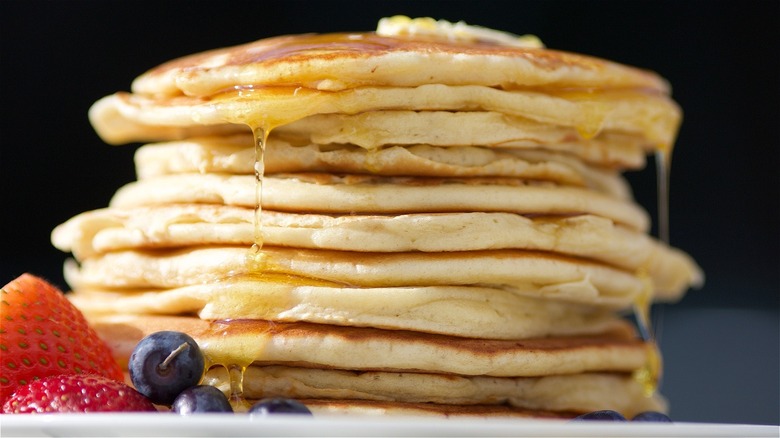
[377,16,544,48]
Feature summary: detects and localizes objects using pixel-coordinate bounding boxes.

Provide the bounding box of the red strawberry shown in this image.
[0,274,124,403]
[3,374,157,413]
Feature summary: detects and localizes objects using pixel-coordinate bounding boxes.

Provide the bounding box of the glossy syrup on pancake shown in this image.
[198,319,264,411]
[134,28,669,97]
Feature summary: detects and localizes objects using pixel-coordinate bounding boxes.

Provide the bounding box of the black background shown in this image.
[1,0,778,425]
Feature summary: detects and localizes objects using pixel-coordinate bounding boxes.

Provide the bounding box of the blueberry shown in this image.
[248,398,312,416]
[572,410,627,421]
[172,385,233,414]
[632,411,672,422]
[129,331,205,405]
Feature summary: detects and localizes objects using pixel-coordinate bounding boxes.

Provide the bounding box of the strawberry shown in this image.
[2,374,157,413]
[0,274,124,403]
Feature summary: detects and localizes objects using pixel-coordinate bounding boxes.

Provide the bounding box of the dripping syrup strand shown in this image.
[252,126,268,254]
[650,149,671,391]
[227,364,251,412]
[632,271,661,396]
[632,149,672,396]
[222,126,269,411]
[652,148,672,347]
[656,150,671,245]
[635,149,672,342]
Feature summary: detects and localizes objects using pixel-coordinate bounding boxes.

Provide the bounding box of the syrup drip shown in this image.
[633,342,662,397]
[656,150,671,244]
[632,146,673,397]
[633,269,662,396]
[251,126,269,252]
[204,124,275,411]
[227,364,251,412]
[200,320,271,412]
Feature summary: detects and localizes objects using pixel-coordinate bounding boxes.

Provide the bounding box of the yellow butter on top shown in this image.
[377,15,544,48]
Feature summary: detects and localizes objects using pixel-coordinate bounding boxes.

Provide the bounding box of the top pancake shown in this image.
[90,18,680,153]
[132,22,669,98]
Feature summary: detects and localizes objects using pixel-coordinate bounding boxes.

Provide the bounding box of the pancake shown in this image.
[203,365,664,417]
[63,246,650,304]
[131,17,668,97]
[89,314,648,378]
[291,399,574,418]
[67,282,622,339]
[52,208,701,296]
[133,133,633,198]
[109,111,648,171]
[276,112,649,169]
[108,173,650,232]
[90,84,679,149]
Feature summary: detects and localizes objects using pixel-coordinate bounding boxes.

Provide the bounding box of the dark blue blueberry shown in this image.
[632,411,672,422]
[572,410,627,421]
[248,398,312,416]
[128,331,205,405]
[172,385,233,414]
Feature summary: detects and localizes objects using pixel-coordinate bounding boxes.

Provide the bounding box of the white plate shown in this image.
[1,414,777,437]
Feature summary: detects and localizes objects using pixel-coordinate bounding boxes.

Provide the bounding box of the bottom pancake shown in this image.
[204,365,664,417]
[292,399,577,418]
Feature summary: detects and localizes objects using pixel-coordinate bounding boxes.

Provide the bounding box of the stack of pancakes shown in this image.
[52,17,702,417]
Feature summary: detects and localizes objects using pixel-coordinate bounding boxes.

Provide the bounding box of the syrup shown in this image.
[226,364,251,411]
[631,144,674,397]
[633,342,662,397]
[211,100,327,408]
[632,268,662,396]
[656,149,671,244]
[199,320,271,411]
[202,116,277,409]
[251,126,268,253]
